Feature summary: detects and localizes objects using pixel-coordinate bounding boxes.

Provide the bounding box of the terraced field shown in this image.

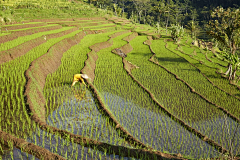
[0,15,240,160]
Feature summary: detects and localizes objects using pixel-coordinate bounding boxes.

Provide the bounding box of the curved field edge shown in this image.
[0,27,78,65]
[176,42,240,98]
[22,28,183,159]
[116,36,228,154]
[81,30,184,159]
[0,130,66,160]
[25,17,107,23]
[81,31,155,150]
[164,42,240,121]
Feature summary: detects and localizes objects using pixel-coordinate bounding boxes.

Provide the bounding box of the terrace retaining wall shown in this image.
[23,29,185,160]
[139,36,229,154]
[81,32,186,159]
[0,25,62,44]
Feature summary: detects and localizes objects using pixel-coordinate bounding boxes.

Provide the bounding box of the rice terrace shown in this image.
[0,0,240,159]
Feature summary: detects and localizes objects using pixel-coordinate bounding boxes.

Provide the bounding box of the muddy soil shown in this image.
[123,32,138,42]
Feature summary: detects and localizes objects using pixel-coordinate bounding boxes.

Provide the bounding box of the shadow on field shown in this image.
[130,52,152,57]
[161,35,172,38]
[61,82,72,86]
[204,74,221,79]
[155,57,187,63]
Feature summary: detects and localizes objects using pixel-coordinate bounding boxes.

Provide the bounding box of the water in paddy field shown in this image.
[101,92,222,159]
[1,87,137,160]
[1,147,40,160]
[1,127,123,160]
[46,86,137,160]
[188,115,240,154]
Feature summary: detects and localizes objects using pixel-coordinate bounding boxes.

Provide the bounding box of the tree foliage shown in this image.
[85,0,239,33]
[169,24,184,42]
[207,7,240,81]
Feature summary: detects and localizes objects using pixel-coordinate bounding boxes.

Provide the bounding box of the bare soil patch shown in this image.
[24,31,86,122]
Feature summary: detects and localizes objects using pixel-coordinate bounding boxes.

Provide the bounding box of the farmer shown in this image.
[71,74,89,87]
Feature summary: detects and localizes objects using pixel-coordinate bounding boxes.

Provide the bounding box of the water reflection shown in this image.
[101,91,221,159]
[47,87,131,147]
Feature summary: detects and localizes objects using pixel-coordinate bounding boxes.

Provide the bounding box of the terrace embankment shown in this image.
[166,44,240,123]
[23,29,185,159]
[24,31,86,123]
[1,23,47,31]
[25,17,106,23]
[179,46,240,99]
[68,21,112,28]
[0,130,66,160]
[0,27,78,65]
[136,36,229,154]
[0,25,62,44]
[81,30,186,159]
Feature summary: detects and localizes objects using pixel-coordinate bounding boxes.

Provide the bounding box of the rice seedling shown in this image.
[163,41,240,118]
[2,11,239,159]
[93,33,220,158]
[126,36,240,154]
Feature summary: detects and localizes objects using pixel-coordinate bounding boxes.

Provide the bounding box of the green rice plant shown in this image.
[125,37,240,153]
[164,41,240,118]
[44,31,134,153]
[0,26,88,159]
[93,33,220,158]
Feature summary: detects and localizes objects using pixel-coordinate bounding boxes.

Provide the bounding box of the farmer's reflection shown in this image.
[73,89,87,101]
